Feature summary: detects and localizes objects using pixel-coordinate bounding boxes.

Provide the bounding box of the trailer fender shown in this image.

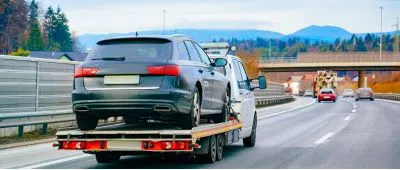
[193,137,211,154]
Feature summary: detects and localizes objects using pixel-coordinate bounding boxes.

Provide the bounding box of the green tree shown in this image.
[44,7,73,52]
[27,0,44,51]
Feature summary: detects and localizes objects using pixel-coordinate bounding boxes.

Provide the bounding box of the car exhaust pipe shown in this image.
[154,106,172,112]
[75,106,90,112]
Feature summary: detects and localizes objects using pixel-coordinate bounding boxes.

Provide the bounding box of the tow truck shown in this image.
[54,43,266,164]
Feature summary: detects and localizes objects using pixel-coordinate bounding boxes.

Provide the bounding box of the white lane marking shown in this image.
[376,99,400,105]
[344,116,351,121]
[352,109,356,113]
[258,100,316,119]
[19,154,91,169]
[314,132,335,144]
[353,105,357,108]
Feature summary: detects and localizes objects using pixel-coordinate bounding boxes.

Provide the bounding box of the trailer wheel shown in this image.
[76,114,98,131]
[216,134,224,161]
[95,152,120,163]
[199,135,217,163]
[243,113,257,147]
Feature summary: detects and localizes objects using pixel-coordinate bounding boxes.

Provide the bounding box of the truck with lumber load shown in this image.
[313,70,338,98]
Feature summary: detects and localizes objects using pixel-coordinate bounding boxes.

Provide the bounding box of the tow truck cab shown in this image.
[200,42,267,139]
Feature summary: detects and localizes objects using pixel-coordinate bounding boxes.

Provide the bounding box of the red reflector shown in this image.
[74,67,98,78]
[147,65,179,76]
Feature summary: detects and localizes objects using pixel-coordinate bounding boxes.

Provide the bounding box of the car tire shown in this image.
[216,88,230,123]
[95,152,120,163]
[370,98,374,101]
[183,88,201,129]
[318,100,321,103]
[243,113,257,147]
[355,99,359,101]
[198,135,217,163]
[333,100,336,103]
[76,114,98,131]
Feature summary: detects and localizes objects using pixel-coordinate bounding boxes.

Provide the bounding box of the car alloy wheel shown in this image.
[193,91,201,127]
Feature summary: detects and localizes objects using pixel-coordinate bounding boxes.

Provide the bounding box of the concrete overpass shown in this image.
[259,52,400,87]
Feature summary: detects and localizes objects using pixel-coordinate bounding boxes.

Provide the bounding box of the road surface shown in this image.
[2,97,400,169]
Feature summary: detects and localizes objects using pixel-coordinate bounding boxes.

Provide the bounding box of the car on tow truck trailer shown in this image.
[54,42,267,164]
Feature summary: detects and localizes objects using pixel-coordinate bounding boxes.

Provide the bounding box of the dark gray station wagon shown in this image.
[72,35,230,130]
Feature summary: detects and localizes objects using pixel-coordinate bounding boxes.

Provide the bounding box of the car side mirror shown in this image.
[212,58,228,67]
[258,76,267,89]
[250,75,267,91]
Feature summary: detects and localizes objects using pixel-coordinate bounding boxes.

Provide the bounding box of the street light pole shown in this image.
[380,7,383,62]
[163,10,166,35]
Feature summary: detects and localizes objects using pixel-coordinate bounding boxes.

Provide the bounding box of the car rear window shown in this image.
[321,90,333,94]
[86,38,172,61]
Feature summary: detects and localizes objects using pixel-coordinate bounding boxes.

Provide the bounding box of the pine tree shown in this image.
[44,6,73,52]
[27,0,44,51]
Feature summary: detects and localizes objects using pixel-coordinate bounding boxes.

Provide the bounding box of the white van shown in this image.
[201,43,266,147]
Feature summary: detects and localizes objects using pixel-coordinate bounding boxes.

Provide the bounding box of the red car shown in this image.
[318,89,337,103]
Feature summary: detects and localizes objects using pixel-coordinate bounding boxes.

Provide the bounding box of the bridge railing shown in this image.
[260,52,400,64]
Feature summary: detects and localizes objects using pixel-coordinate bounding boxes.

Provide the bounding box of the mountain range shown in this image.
[78,25,395,49]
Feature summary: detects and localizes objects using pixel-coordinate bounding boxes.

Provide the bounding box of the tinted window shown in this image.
[232,60,243,89]
[193,42,211,65]
[177,42,190,61]
[237,62,250,90]
[321,90,333,94]
[184,41,202,63]
[87,39,172,61]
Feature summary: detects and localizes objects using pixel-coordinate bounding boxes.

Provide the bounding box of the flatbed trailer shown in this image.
[54,119,245,163]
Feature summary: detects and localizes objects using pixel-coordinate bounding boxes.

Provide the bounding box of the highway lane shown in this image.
[2,97,400,169]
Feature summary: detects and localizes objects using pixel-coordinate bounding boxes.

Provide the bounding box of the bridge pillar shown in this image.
[358,70,366,88]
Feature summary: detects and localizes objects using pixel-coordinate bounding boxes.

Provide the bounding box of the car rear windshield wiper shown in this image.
[92,56,125,61]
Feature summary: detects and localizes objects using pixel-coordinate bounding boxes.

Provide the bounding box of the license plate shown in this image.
[104,75,139,85]
[324,96,330,99]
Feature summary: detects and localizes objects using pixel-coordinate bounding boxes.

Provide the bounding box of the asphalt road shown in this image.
[2,97,400,169]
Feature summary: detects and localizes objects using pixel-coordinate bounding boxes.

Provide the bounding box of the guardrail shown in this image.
[374,93,400,101]
[0,55,289,138]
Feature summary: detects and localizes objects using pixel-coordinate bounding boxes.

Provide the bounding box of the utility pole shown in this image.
[394,17,399,53]
[380,7,383,62]
[163,10,166,35]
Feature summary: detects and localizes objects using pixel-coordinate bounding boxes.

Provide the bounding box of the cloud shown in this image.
[38,0,400,34]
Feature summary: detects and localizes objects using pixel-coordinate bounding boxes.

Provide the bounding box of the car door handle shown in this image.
[199,69,204,73]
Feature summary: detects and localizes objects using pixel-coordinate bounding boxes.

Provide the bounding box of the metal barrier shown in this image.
[0,55,290,138]
[0,55,79,137]
[374,93,400,101]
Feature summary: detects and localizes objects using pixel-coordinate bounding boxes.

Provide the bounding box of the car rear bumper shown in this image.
[356,95,374,99]
[72,88,192,120]
[318,97,336,101]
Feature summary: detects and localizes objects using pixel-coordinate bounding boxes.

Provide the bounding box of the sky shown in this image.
[37,0,400,35]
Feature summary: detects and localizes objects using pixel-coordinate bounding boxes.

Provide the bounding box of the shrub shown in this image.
[9,48,30,57]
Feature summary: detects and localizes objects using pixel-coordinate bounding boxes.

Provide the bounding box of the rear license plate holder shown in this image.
[104,75,140,85]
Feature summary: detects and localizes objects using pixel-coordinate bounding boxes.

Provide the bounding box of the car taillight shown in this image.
[142,141,190,151]
[147,65,180,76]
[74,67,98,78]
[60,141,107,150]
